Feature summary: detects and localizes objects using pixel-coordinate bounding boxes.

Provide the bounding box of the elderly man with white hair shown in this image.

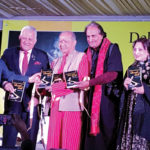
[2,25,49,150]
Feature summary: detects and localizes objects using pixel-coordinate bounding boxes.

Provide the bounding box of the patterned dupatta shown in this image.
[86,38,111,135]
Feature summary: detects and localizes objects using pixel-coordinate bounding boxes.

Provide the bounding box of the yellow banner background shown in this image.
[0,20,150,135]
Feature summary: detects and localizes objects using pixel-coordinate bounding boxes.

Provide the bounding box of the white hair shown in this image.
[19,25,37,39]
[59,31,76,41]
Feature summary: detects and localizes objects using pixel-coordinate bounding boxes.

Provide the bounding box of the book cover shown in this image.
[64,70,79,88]
[128,66,142,90]
[52,73,64,83]
[40,69,53,87]
[8,80,26,102]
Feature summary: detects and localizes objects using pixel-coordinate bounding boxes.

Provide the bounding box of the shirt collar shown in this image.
[20,49,32,54]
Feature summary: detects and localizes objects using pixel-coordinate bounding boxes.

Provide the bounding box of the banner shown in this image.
[1,20,150,111]
[0,19,150,139]
[1,20,150,71]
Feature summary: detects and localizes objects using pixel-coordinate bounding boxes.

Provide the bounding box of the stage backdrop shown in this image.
[0,20,150,135]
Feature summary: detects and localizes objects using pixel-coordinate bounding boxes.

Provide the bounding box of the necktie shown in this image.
[22,51,28,75]
[58,55,67,73]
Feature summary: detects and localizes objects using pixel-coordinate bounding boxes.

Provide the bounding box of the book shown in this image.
[52,73,64,83]
[128,66,142,90]
[8,80,26,102]
[40,69,53,87]
[37,69,53,96]
[64,70,79,88]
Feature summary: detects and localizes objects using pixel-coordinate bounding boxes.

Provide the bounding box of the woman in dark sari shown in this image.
[117,38,150,150]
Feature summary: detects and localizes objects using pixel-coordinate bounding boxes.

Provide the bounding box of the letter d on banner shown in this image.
[130,32,139,43]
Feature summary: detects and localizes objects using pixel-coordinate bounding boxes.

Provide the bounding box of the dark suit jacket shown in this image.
[1,47,50,114]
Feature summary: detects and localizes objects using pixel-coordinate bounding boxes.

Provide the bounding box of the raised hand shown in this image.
[28,72,41,83]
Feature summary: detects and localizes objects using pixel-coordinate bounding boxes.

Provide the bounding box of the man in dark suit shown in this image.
[2,25,49,149]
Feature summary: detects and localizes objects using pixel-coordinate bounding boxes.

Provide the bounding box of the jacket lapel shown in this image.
[14,47,21,74]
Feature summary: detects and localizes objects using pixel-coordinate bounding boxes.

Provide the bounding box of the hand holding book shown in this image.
[64,71,79,88]
[36,70,89,96]
[127,66,142,90]
[124,77,144,94]
[8,80,26,102]
[70,76,90,91]
[132,86,144,94]
[36,69,53,96]
[3,81,15,93]
[28,72,41,83]
[124,77,132,90]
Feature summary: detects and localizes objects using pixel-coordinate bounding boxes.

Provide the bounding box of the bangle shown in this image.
[83,76,90,91]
